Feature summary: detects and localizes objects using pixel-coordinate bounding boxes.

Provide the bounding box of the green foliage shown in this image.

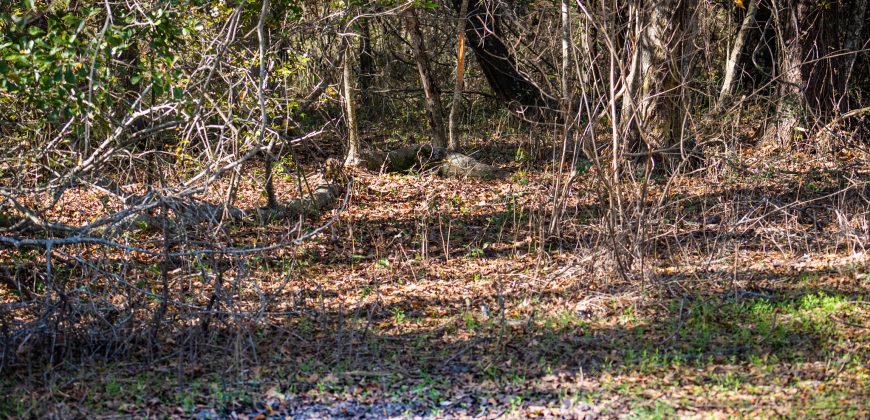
[412,0,440,8]
[0,1,202,124]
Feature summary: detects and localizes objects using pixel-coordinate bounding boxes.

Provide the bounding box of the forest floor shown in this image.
[1,134,869,418]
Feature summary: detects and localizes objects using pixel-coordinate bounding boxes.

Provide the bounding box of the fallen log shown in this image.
[1,160,348,238]
[256,180,343,222]
[440,152,498,179]
[356,144,500,179]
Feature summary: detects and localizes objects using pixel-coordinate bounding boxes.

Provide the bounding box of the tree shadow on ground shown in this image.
[232,270,866,417]
[2,165,869,417]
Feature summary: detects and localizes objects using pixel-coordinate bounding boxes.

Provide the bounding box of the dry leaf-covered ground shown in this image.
[1,137,868,418]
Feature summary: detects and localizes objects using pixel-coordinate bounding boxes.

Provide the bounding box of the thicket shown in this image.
[0,0,867,373]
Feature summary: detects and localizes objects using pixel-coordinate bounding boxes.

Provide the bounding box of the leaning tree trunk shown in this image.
[719,0,760,104]
[621,0,695,172]
[405,8,448,149]
[453,0,557,120]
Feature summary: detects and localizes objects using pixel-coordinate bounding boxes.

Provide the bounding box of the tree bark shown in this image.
[404,8,448,149]
[358,6,374,106]
[257,0,277,208]
[621,0,696,172]
[771,0,868,145]
[719,0,760,104]
[452,0,556,120]
[342,37,362,167]
[559,0,576,134]
[837,0,868,111]
[448,0,470,151]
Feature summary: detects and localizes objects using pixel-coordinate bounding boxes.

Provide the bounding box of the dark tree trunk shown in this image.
[772,0,868,143]
[405,8,448,149]
[452,0,557,120]
[358,11,374,105]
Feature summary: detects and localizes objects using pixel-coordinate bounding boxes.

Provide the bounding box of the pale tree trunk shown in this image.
[621,0,696,172]
[257,0,277,208]
[772,0,805,145]
[405,8,448,149]
[719,0,760,104]
[342,38,361,167]
[549,0,573,237]
[448,0,469,151]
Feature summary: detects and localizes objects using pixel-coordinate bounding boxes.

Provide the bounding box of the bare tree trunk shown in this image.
[405,8,448,149]
[342,38,361,167]
[453,0,556,119]
[838,0,868,111]
[621,0,694,172]
[257,0,277,208]
[549,0,573,237]
[448,0,469,151]
[770,0,868,145]
[358,4,374,106]
[719,0,760,104]
[560,0,572,111]
[771,0,804,145]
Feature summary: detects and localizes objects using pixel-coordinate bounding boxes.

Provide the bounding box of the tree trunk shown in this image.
[719,0,760,104]
[257,0,277,208]
[448,0,470,151]
[358,7,374,106]
[404,8,448,149]
[837,0,868,111]
[621,0,695,172]
[560,0,572,111]
[769,0,866,144]
[772,0,805,145]
[453,0,556,120]
[342,38,362,167]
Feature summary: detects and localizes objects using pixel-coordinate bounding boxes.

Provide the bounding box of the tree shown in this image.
[405,7,448,149]
[448,0,470,151]
[357,1,375,105]
[453,0,556,120]
[343,36,362,167]
[621,0,697,171]
[719,0,761,104]
[772,0,869,143]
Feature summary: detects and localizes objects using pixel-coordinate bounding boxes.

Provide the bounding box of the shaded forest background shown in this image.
[0,0,868,417]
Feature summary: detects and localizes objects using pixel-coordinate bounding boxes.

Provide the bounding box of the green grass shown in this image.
[628,400,676,420]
